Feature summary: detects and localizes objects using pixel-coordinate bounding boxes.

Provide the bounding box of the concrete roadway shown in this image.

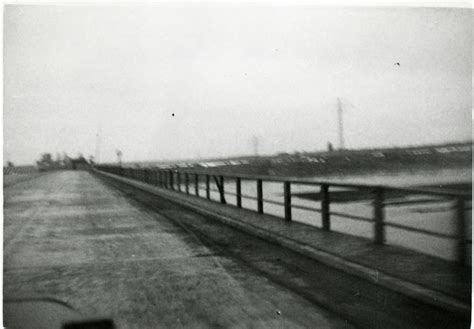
[4,171,354,329]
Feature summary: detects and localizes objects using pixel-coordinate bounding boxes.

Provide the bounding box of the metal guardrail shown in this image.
[3,166,38,175]
[97,165,472,265]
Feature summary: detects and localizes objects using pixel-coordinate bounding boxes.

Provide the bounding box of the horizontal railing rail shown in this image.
[102,165,471,197]
[96,165,472,265]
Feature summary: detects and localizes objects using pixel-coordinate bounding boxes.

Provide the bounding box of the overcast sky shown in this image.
[4,5,472,165]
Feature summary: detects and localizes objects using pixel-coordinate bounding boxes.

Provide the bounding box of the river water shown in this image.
[201,167,471,263]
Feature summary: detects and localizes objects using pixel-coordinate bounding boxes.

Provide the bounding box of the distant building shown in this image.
[70,156,90,170]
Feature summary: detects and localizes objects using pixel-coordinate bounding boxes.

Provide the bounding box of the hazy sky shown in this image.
[4,5,472,165]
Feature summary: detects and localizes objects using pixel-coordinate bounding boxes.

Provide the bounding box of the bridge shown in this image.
[4,168,471,329]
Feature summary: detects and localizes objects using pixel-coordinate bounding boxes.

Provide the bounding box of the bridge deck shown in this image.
[97,170,471,312]
[4,171,355,329]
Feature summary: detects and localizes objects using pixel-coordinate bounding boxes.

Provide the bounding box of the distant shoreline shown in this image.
[122,141,472,179]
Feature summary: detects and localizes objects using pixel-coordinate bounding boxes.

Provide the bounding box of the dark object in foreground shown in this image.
[63,319,115,329]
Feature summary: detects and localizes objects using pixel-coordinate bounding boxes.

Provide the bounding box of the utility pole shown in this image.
[116,149,123,167]
[251,136,260,157]
[337,97,345,150]
[95,125,102,164]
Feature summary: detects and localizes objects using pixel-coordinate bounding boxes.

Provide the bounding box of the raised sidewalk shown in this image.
[95,170,471,318]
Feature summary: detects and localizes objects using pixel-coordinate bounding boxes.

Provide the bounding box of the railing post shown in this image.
[455,197,467,265]
[206,175,210,199]
[257,179,263,214]
[194,174,199,196]
[185,173,189,194]
[321,184,330,231]
[236,178,242,208]
[169,170,174,190]
[373,188,385,245]
[284,181,292,222]
[177,172,182,192]
[219,176,225,203]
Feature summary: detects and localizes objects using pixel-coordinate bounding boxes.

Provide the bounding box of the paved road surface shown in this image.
[4,171,354,329]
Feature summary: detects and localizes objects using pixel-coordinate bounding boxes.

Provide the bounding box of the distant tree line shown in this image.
[36,153,91,171]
